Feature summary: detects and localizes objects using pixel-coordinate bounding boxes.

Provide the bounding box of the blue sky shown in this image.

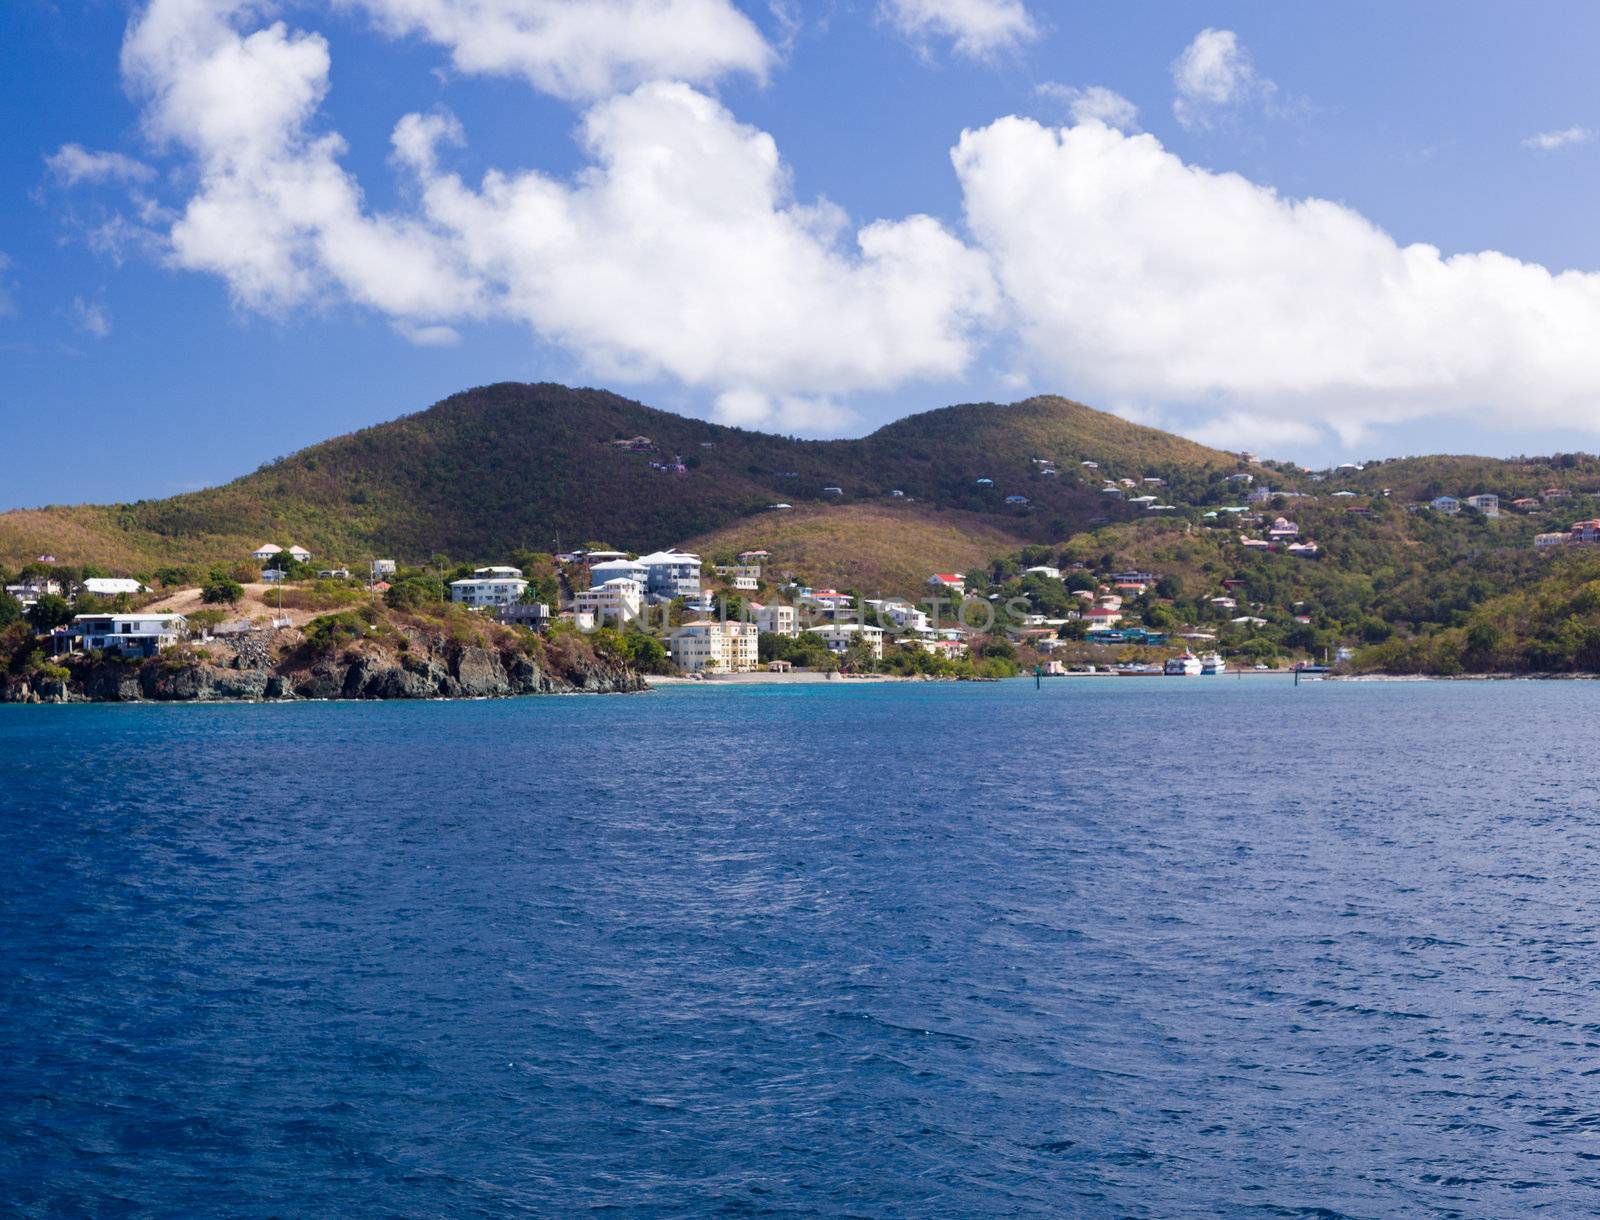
[5,0,1600,510]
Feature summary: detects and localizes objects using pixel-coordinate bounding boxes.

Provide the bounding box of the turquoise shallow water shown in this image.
[3,678,1600,1216]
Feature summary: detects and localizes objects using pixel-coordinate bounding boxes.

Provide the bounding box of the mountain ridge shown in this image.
[0,382,1237,573]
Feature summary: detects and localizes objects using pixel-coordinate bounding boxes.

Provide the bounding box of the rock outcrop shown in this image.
[48,630,643,704]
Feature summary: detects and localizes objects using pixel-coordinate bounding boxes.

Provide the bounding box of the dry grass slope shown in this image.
[684,503,1028,598]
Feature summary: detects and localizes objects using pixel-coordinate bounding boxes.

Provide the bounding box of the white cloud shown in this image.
[342,0,774,101]
[1035,83,1138,132]
[880,0,1037,59]
[1523,125,1593,152]
[45,144,156,186]
[401,82,997,400]
[115,3,995,424]
[394,321,461,345]
[713,389,857,434]
[72,297,113,337]
[1171,28,1272,130]
[122,0,481,318]
[953,117,1600,444]
[0,253,15,317]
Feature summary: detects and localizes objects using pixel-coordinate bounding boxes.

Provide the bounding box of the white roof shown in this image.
[288,546,312,556]
[253,544,282,554]
[73,612,186,624]
[82,577,143,594]
[637,549,699,565]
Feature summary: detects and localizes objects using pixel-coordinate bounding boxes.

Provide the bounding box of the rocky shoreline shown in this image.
[0,625,644,705]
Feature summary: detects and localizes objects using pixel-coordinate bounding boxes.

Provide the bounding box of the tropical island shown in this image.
[7,381,1600,700]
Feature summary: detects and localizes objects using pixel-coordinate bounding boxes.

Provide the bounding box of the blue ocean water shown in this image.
[3,678,1599,1217]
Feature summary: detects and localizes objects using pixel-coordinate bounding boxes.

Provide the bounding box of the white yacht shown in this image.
[1200,652,1227,675]
[1164,652,1203,676]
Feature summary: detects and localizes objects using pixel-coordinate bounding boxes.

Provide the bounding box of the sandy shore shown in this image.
[647,671,921,687]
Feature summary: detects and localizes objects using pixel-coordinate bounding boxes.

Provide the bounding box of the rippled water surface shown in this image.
[4,678,1600,1216]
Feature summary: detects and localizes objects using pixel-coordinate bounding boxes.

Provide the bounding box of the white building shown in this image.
[869,599,931,634]
[1431,496,1460,515]
[573,577,644,625]
[372,559,397,579]
[714,563,761,591]
[60,613,187,658]
[670,619,759,672]
[637,550,702,600]
[449,566,528,608]
[288,545,312,563]
[814,622,885,660]
[1464,493,1500,518]
[927,573,965,597]
[753,602,799,636]
[4,579,62,609]
[1021,565,1060,580]
[588,558,649,587]
[251,544,283,562]
[81,577,146,597]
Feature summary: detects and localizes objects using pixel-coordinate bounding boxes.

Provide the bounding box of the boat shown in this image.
[1164,652,1203,676]
[1200,652,1227,675]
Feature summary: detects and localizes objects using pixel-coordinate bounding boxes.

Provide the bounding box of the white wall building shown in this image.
[714,564,761,591]
[449,566,529,608]
[638,550,702,600]
[814,622,885,660]
[61,613,187,658]
[573,577,644,625]
[869,599,931,634]
[1464,493,1500,518]
[251,544,282,562]
[753,603,799,636]
[670,619,759,672]
[589,558,648,587]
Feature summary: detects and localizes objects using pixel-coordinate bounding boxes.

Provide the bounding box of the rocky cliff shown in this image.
[1,621,644,704]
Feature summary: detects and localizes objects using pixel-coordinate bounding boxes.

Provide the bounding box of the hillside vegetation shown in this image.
[0,383,1236,574]
[686,503,1028,598]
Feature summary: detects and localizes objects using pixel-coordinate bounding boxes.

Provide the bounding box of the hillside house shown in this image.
[1022,565,1061,580]
[494,602,551,630]
[1463,494,1500,517]
[450,566,528,608]
[814,622,885,661]
[1430,496,1460,515]
[927,573,965,596]
[251,544,282,562]
[288,546,312,562]
[81,577,146,597]
[1542,488,1571,503]
[1535,531,1571,549]
[590,558,649,587]
[574,577,644,624]
[1268,517,1300,538]
[753,602,799,636]
[714,564,760,591]
[1569,520,1600,544]
[58,613,186,658]
[638,550,702,600]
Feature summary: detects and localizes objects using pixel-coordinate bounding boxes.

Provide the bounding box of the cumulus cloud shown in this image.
[954,116,1600,443]
[1171,28,1273,130]
[113,2,994,434]
[1035,83,1138,131]
[122,0,481,318]
[399,83,997,412]
[1523,125,1592,152]
[341,0,774,101]
[45,144,156,186]
[880,0,1037,59]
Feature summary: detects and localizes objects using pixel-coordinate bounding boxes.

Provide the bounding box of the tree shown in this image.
[201,575,244,606]
[26,593,74,632]
[0,593,21,628]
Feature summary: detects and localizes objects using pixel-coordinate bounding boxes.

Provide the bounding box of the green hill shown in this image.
[0,383,1238,573]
